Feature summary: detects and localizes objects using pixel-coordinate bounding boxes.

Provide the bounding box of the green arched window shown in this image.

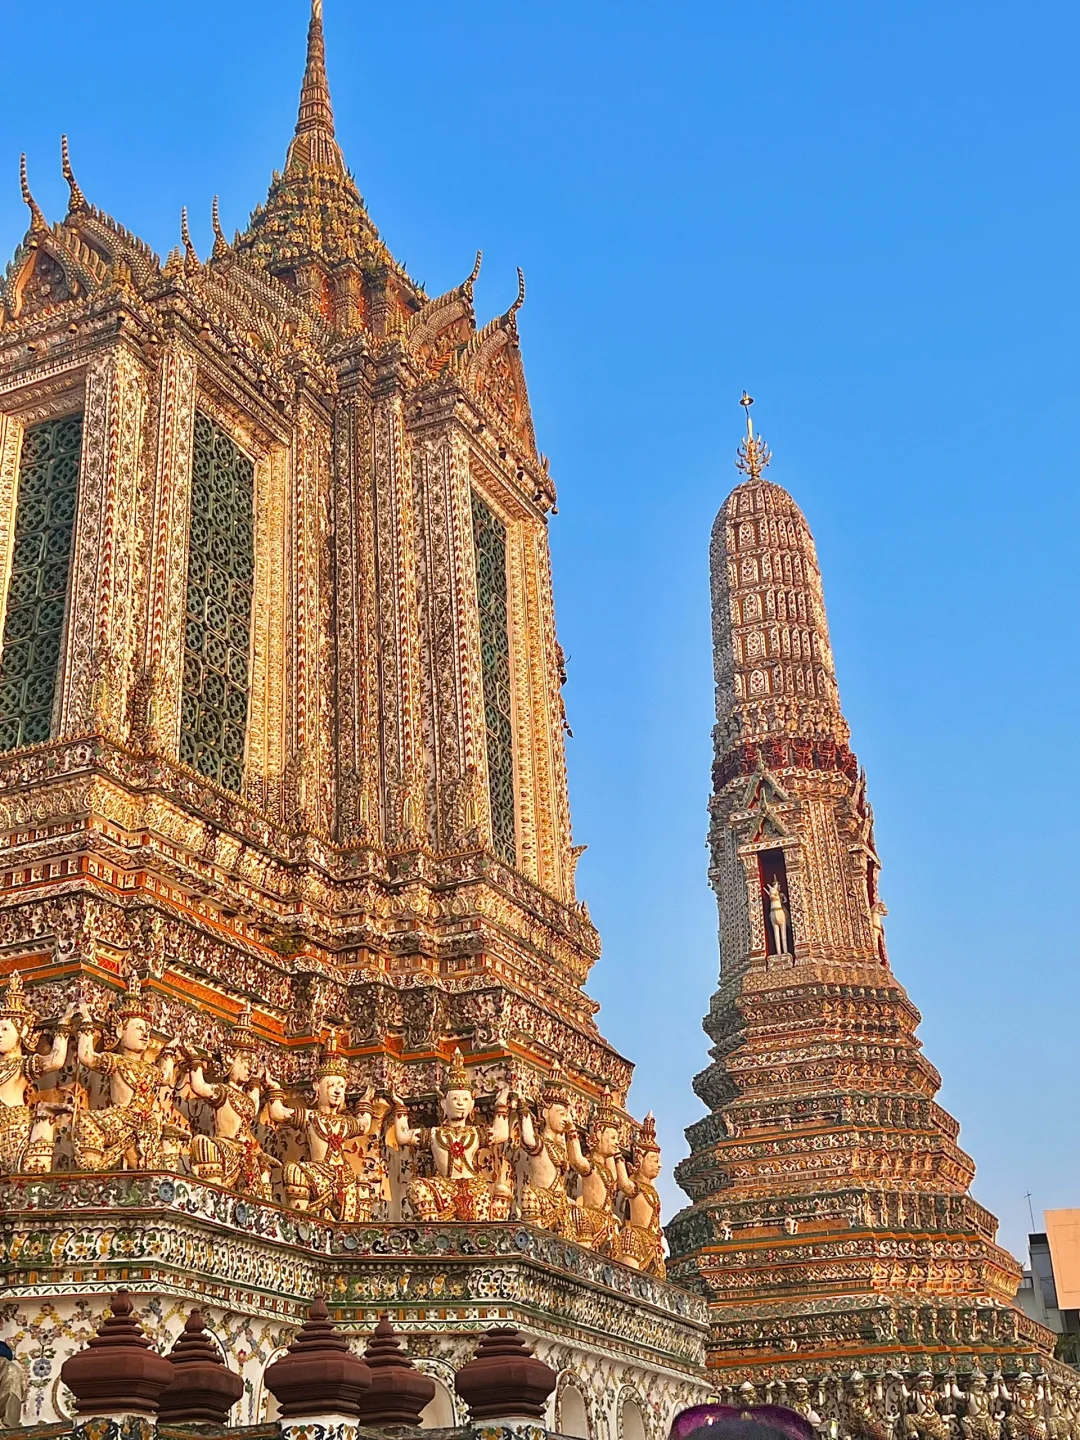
[0,414,83,750]
[179,413,254,793]
[471,491,515,864]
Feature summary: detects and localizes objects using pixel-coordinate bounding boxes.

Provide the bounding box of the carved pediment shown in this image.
[7,243,84,322]
[471,333,535,450]
[401,252,480,374]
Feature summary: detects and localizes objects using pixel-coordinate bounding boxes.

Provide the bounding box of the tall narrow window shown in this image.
[180,413,254,793]
[471,491,516,864]
[0,414,83,750]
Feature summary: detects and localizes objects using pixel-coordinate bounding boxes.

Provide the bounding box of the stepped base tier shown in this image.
[0,1172,709,1427]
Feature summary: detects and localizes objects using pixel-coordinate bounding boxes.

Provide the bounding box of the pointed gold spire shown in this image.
[296,0,334,137]
[235,0,407,293]
[285,0,346,178]
[61,135,87,214]
[735,391,771,481]
[19,154,47,233]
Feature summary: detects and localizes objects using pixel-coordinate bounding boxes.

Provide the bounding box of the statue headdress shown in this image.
[442,1046,473,1094]
[114,972,153,1025]
[539,1062,570,1109]
[589,1087,623,1138]
[632,1111,661,1160]
[0,970,35,1032]
[227,1002,259,1054]
[315,1030,349,1079]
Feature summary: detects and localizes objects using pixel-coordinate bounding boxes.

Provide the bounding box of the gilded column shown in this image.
[332,394,381,846]
[412,426,488,854]
[59,344,150,742]
[536,528,575,900]
[0,411,24,651]
[247,445,288,817]
[520,518,569,896]
[139,341,196,753]
[505,517,537,878]
[373,386,425,847]
[289,397,336,835]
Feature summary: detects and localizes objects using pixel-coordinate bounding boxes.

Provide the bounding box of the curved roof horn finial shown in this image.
[509,266,526,316]
[180,206,199,268]
[19,154,48,233]
[211,196,229,260]
[60,135,88,214]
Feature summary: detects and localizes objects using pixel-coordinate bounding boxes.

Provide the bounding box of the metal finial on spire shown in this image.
[19,154,47,233]
[735,391,771,481]
[180,206,199,268]
[60,135,87,214]
[211,196,229,259]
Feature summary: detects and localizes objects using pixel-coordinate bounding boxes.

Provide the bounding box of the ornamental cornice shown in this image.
[0,1173,709,1373]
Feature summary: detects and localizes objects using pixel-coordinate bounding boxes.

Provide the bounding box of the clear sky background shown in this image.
[3,0,1078,1262]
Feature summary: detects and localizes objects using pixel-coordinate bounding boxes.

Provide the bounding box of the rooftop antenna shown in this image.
[1026,1191,1037,1233]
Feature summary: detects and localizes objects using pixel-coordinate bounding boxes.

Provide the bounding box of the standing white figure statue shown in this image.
[870,900,888,959]
[764,877,790,956]
[0,1343,27,1427]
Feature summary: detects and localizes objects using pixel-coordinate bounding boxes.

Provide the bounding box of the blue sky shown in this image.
[4,0,1078,1261]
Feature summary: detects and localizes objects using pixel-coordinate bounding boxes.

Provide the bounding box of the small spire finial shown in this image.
[19,154,47,233]
[210,196,229,259]
[61,135,87,214]
[735,391,771,481]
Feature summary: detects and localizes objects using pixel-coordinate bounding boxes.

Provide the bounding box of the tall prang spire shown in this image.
[666,396,1056,1386]
[286,0,346,179]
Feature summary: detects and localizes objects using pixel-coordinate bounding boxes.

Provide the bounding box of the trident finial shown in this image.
[61,135,87,213]
[19,154,47,233]
[735,391,771,481]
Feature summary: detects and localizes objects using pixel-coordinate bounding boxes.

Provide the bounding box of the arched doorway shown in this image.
[622,1399,647,1440]
[420,1378,456,1429]
[559,1384,590,1439]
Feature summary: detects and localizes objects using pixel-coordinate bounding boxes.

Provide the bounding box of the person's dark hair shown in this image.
[670,1405,817,1440]
[681,1422,795,1440]
[0,1340,14,1361]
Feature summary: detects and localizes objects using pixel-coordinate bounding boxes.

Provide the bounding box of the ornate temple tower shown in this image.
[666,400,1055,1384]
[0,6,710,1428]
[0,0,608,1102]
